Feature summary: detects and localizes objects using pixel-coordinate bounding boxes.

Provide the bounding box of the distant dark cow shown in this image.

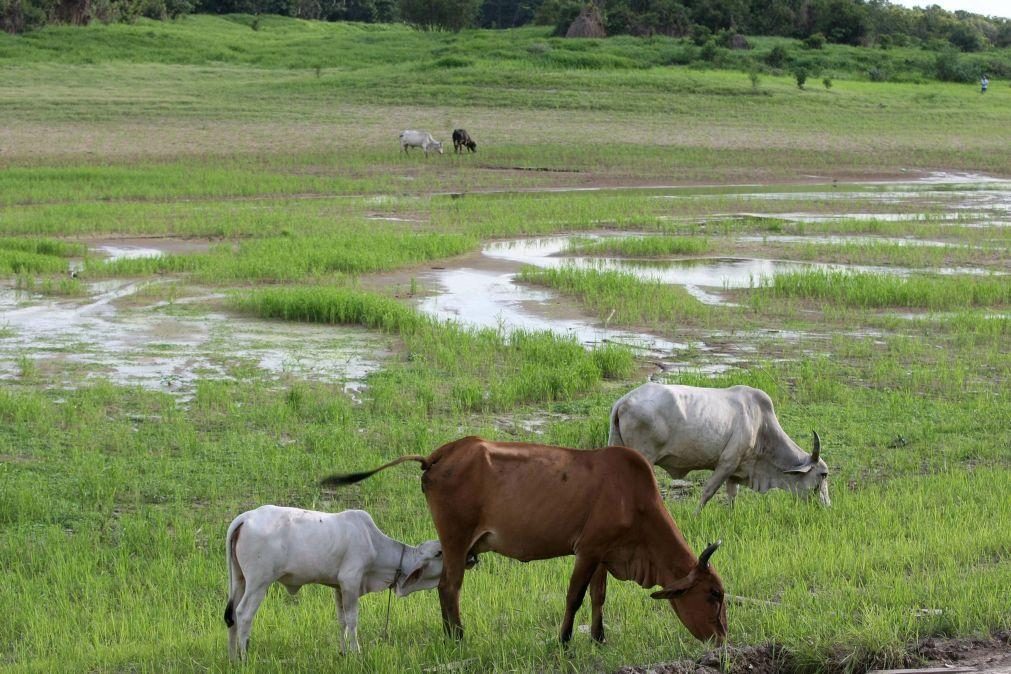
[452,129,477,154]
[322,436,727,645]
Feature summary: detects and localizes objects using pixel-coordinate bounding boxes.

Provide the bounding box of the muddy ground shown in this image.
[614,631,1011,674]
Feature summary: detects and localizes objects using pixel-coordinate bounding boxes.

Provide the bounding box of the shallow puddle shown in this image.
[0,280,389,401]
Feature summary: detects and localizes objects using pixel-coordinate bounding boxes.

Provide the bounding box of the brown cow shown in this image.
[322,436,727,645]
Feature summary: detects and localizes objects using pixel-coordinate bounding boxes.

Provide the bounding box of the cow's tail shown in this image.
[608,400,626,448]
[223,518,245,628]
[321,454,429,487]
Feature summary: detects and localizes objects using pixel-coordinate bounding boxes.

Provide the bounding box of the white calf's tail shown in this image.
[608,400,625,447]
[223,518,245,627]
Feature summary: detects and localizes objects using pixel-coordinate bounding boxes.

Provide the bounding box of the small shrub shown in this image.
[690,25,711,46]
[794,67,807,89]
[803,32,826,49]
[822,76,833,89]
[748,69,761,90]
[699,39,719,63]
[765,45,789,68]
[867,66,887,82]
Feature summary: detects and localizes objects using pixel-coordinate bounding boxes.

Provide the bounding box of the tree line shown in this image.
[3,0,1010,55]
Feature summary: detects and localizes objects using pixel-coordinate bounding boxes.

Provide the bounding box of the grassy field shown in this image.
[1,15,1011,674]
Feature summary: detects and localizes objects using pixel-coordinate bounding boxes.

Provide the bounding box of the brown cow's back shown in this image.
[421,436,679,567]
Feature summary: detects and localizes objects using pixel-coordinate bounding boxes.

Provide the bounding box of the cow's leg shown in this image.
[559,554,598,644]
[334,587,347,654]
[589,565,608,643]
[233,580,269,660]
[339,585,362,653]
[698,457,739,513]
[437,542,469,640]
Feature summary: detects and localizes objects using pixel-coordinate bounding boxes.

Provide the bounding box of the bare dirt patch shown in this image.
[613,633,1011,674]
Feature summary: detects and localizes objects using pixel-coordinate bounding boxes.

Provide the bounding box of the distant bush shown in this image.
[432,56,473,68]
[867,66,887,81]
[935,49,974,82]
[822,76,832,89]
[765,45,789,68]
[804,32,826,49]
[794,66,807,89]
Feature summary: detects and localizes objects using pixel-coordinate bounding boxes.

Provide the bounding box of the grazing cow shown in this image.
[452,128,477,154]
[322,437,727,645]
[399,129,443,156]
[223,506,446,659]
[609,383,830,512]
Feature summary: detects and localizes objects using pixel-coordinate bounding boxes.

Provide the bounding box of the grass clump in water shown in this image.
[0,237,87,258]
[0,249,70,275]
[92,232,476,282]
[518,265,712,325]
[567,235,710,257]
[231,285,636,413]
[760,270,1011,309]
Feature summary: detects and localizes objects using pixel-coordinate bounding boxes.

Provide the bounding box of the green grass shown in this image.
[0,249,70,274]
[566,235,710,257]
[90,232,476,281]
[518,265,713,325]
[1,14,1010,673]
[232,285,636,413]
[759,269,1011,309]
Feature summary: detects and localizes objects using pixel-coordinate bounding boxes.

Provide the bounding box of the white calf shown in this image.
[224,506,443,659]
[399,129,444,156]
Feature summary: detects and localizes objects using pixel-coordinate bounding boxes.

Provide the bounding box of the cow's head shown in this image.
[467,140,477,152]
[395,540,444,597]
[433,141,444,155]
[650,541,728,644]
[782,431,831,506]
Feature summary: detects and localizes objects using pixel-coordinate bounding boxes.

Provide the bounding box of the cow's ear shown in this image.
[785,463,814,474]
[651,586,690,600]
[650,572,696,599]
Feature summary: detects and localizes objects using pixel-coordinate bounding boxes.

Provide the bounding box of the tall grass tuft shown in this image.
[760,270,1011,309]
[518,265,712,325]
[566,235,710,257]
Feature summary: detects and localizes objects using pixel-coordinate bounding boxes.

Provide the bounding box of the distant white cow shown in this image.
[399,129,443,156]
[224,506,445,659]
[609,383,830,512]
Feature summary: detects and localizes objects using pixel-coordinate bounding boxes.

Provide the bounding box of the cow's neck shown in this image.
[609,510,697,590]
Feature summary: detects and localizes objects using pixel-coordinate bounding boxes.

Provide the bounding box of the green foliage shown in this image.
[935,48,974,82]
[398,0,480,31]
[765,44,789,68]
[822,76,832,89]
[804,32,826,50]
[794,66,807,89]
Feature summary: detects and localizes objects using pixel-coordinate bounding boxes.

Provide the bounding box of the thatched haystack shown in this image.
[566,4,606,38]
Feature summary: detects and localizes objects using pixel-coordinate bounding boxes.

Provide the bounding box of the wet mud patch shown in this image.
[0,280,391,401]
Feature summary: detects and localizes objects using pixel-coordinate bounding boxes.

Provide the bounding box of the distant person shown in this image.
[981,75,989,93]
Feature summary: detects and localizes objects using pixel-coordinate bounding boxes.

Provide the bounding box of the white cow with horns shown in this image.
[609,383,830,512]
[224,506,446,659]
[399,129,444,156]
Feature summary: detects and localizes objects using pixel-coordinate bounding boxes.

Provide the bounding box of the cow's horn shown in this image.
[698,540,722,570]
[811,430,822,463]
